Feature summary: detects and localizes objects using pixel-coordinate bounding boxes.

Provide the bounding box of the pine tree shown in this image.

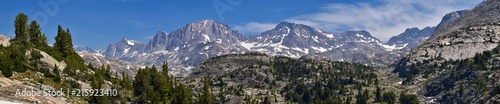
[133,67,153,103]
[356,89,368,104]
[161,61,174,96]
[90,69,111,104]
[346,96,352,104]
[159,62,172,104]
[105,64,111,80]
[119,72,133,103]
[162,61,169,76]
[173,83,192,104]
[54,25,75,57]
[375,86,382,102]
[382,91,396,104]
[200,77,212,104]
[30,49,43,61]
[302,89,311,104]
[263,96,271,104]
[53,65,61,83]
[399,92,419,104]
[121,72,133,90]
[12,13,30,48]
[28,20,48,47]
[1,67,13,77]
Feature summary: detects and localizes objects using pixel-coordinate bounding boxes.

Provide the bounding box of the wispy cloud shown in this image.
[285,0,482,42]
[233,22,277,35]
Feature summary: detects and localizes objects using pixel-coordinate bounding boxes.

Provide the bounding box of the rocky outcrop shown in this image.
[392,1,500,103]
[412,25,500,61]
[37,50,67,71]
[0,34,10,47]
[395,0,500,72]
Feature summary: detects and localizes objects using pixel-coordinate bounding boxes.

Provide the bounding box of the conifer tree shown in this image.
[121,72,133,90]
[54,25,75,57]
[375,86,382,102]
[383,91,396,104]
[162,61,169,76]
[28,20,48,47]
[12,13,30,48]
[158,62,171,103]
[133,67,153,103]
[53,65,61,83]
[173,83,192,104]
[200,77,212,104]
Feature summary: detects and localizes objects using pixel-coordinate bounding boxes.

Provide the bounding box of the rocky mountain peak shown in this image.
[429,0,500,42]
[274,22,318,34]
[275,22,297,28]
[340,31,380,42]
[403,27,421,34]
[344,31,372,37]
[118,37,138,46]
[385,27,436,49]
[100,37,146,58]
[147,31,168,49]
[166,19,244,50]
[440,10,467,25]
[257,22,326,41]
[186,19,229,30]
[74,46,96,53]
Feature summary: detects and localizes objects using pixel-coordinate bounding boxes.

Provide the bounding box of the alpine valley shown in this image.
[2,0,500,104]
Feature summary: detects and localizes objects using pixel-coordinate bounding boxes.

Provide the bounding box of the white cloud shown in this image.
[233,22,277,35]
[285,0,482,42]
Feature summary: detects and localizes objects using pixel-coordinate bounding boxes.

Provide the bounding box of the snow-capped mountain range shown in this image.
[76,19,439,75]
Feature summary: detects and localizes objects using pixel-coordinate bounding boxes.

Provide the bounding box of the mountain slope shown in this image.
[302,31,402,67]
[390,1,500,103]
[100,37,146,59]
[78,52,142,78]
[240,22,340,58]
[396,1,500,74]
[184,53,379,103]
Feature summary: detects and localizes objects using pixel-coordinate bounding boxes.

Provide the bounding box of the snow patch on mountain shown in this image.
[311,46,327,52]
[127,40,135,45]
[240,41,257,50]
[381,43,407,51]
[202,34,210,42]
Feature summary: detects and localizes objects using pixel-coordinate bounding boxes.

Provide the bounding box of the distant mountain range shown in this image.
[76,12,457,75]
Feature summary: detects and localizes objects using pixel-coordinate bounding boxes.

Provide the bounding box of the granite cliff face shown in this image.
[396,0,500,71]
[391,1,500,103]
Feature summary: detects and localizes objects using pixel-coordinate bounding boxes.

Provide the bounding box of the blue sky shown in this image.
[0,0,482,49]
